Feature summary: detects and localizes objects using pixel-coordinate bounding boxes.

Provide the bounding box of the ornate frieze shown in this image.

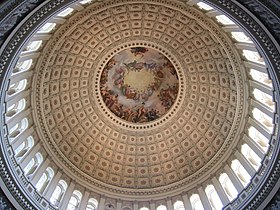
[0,0,279,209]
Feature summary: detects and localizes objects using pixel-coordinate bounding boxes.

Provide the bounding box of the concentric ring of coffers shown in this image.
[33,0,246,194]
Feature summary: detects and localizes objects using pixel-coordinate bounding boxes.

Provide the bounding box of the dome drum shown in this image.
[0,0,279,210]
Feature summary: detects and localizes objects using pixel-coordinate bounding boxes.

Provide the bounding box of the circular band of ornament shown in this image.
[94,41,185,130]
[32,0,247,195]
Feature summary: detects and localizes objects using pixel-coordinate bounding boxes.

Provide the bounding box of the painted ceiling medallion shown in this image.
[100,47,179,123]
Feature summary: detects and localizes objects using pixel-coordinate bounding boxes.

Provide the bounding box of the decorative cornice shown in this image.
[206,0,280,209]
[0,181,15,209]
[235,0,280,43]
[0,0,46,47]
[0,0,279,209]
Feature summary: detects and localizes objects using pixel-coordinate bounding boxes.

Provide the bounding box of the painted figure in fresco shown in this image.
[124,60,137,69]
[134,62,144,71]
[107,58,116,69]
[137,102,146,120]
[100,47,179,123]
[146,109,160,121]
[130,47,148,57]
[144,62,156,70]
[158,84,178,110]
[112,67,125,88]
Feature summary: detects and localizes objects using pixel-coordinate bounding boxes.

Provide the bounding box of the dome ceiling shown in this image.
[33,0,246,194]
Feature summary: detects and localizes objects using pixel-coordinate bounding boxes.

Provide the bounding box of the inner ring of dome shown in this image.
[100,47,179,123]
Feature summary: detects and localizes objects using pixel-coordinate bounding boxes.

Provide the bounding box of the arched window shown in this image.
[231,32,253,43]
[216,15,235,25]
[86,198,98,210]
[139,207,149,210]
[205,185,223,210]
[50,180,68,206]
[231,159,251,187]
[35,167,54,193]
[219,173,238,201]
[67,190,82,210]
[243,50,265,65]
[23,40,42,52]
[174,200,185,210]
[253,89,274,109]
[38,23,56,33]
[8,79,27,95]
[79,0,93,4]
[9,118,29,140]
[252,108,273,132]
[6,98,26,118]
[122,207,131,210]
[197,2,213,11]
[241,144,262,170]
[190,194,204,210]
[248,126,269,151]
[57,8,74,17]
[23,152,43,177]
[250,69,272,87]
[156,205,167,210]
[13,59,33,74]
[14,136,34,159]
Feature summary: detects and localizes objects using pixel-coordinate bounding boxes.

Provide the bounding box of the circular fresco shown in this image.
[100,47,179,123]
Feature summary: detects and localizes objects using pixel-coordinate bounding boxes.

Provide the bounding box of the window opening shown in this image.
[241,144,262,170]
[197,2,213,11]
[250,69,272,87]
[231,32,253,43]
[219,173,238,201]
[67,190,82,210]
[216,15,235,25]
[57,8,74,17]
[38,23,56,33]
[252,108,273,133]
[174,200,185,210]
[190,194,204,210]
[243,50,265,65]
[50,180,68,206]
[231,159,251,187]
[205,185,223,210]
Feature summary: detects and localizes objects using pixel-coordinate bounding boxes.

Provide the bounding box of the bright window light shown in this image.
[38,23,56,33]
[190,194,204,210]
[253,89,274,110]
[57,8,74,17]
[243,50,265,65]
[219,173,238,201]
[174,201,185,210]
[197,2,213,11]
[241,144,261,170]
[250,69,272,87]
[231,32,253,43]
[157,205,167,210]
[80,0,93,4]
[205,185,223,210]
[252,108,273,132]
[15,59,33,73]
[139,208,149,210]
[24,40,42,52]
[216,15,235,25]
[248,126,269,150]
[231,159,251,187]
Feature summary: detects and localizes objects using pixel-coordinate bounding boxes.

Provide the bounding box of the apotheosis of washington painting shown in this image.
[100,47,179,123]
